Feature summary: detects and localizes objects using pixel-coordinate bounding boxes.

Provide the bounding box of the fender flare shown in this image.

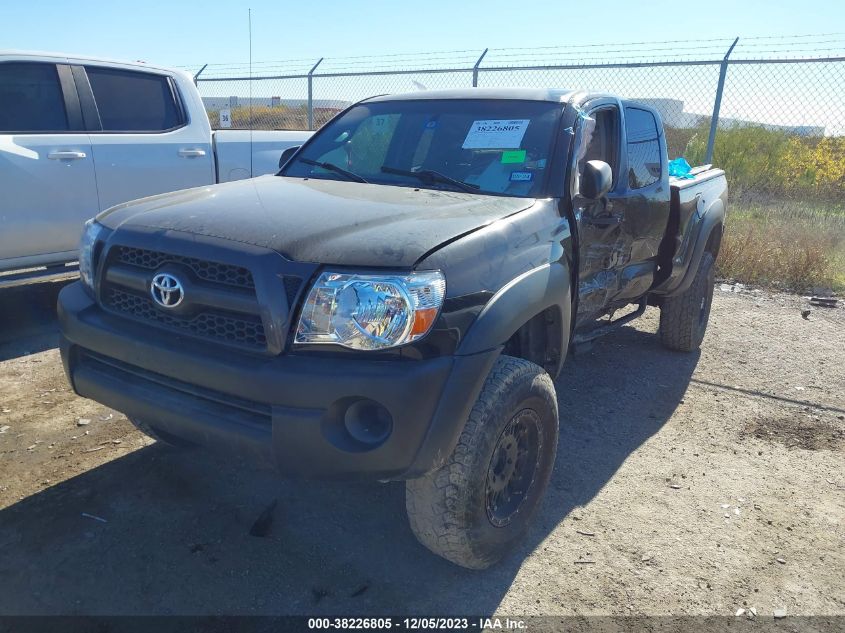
[457,260,572,365]
[665,200,725,296]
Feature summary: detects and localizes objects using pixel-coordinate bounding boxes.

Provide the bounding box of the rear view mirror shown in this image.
[581,160,613,199]
[278,145,301,169]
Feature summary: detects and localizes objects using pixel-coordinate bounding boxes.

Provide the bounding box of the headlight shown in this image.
[295,271,446,350]
[79,219,103,292]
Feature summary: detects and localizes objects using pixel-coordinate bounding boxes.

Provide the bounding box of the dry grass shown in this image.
[678,125,845,292]
[718,201,845,293]
[205,106,336,130]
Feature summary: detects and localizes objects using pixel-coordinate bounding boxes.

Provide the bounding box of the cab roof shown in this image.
[365,88,582,104]
[0,49,183,77]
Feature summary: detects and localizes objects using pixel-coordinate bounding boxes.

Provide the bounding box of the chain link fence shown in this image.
[186,35,845,290]
[189,35,845,210]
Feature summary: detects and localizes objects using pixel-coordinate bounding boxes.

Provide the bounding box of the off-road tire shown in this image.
[405,355,559,569]
[659,251,716,352]
[127,416,192,448]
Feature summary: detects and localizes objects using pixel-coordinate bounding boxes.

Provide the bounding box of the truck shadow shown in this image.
[0,324,697,615]
[0,280,71,361]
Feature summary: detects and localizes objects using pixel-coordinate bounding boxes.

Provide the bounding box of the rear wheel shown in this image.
[659,251,716,352]
[405,355,558,569]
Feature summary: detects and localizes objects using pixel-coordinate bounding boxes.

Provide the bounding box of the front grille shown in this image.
[115,246,255,290]
[100,245,268,351]
[105,287,267,348]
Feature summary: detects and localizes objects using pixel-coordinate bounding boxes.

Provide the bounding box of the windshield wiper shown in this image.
[297,158,368,183]
[381,165,480,193]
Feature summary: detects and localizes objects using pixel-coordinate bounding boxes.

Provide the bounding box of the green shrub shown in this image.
[683,125,845,202]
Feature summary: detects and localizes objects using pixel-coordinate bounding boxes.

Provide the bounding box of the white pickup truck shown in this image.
[0,51,312,287]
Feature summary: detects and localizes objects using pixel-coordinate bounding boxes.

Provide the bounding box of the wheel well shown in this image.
[502,306,563,376]
[705,222,724,257]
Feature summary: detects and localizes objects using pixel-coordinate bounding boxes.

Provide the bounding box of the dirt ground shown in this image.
[0,280,842,617]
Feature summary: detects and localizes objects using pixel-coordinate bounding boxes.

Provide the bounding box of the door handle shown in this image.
[178,148,207,158]
[48,150,86,160]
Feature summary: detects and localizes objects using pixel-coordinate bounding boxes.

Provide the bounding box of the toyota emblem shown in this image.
[150,273,184,308]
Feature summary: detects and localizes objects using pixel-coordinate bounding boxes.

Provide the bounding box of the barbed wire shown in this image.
[180,34,845,78]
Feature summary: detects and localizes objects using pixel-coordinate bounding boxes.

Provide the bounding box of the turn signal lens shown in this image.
[410,307,439,338]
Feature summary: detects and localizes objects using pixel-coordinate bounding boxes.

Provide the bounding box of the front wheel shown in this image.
[658,251,716,352]
[405,355,559,569]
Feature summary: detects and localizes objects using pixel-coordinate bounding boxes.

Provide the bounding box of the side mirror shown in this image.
[278,145,301,169]
[581,160,613,199]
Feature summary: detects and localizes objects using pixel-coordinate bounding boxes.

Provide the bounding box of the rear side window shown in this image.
[624,107,661,189]
[0,62,68,132]
[86,67,183,132]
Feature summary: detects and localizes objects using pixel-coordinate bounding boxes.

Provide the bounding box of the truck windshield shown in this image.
[281,99,562,198]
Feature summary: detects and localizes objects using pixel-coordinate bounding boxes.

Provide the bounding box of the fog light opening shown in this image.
[343,399,393,446]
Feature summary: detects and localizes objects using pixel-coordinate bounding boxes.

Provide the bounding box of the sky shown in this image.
[2,0,844,70]
[3,1,843,134]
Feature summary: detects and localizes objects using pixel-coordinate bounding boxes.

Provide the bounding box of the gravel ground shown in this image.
[0,280,842,617]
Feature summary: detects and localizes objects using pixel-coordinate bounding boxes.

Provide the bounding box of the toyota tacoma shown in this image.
[58,88,727,569]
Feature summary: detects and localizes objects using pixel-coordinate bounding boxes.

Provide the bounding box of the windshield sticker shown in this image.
[509,171,534,182]
[500,149,527,164]
[462,119,530,149]
[371,116,392,134]
[423,119,438,130]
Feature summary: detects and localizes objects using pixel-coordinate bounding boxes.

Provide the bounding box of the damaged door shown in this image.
[572,101,629,327]
[573,101,670,329]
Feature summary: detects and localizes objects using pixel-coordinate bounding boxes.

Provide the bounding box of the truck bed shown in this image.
[669,166,727,232]
[214,130,313,182]
[659,165,728,292]
[669,164,724,190]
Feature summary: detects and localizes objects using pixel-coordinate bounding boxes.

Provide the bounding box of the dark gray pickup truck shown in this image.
[58,88,727,569]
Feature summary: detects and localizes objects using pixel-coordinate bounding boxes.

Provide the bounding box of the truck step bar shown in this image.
[570,298,647,354]
[0,263,79,290]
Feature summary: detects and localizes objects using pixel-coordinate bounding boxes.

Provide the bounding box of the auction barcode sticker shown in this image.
[462,119,530,149]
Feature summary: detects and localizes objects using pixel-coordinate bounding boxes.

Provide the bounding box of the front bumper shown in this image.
[58,282,499,479]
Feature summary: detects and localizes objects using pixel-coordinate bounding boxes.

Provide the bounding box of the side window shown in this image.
[85,67,183,132]
[0,62,68,132]
[624,107,661,189]
[577,107,619,187]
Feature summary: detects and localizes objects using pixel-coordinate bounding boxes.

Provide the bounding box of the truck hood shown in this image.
[98,176,536,267]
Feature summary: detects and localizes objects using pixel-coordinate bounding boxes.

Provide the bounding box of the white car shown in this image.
[0,50,312,287]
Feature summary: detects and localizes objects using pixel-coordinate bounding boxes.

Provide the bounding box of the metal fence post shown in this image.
[193,64,208,87]
[307,58,324,130]
[472,49,488,87]
[705,37,739,164]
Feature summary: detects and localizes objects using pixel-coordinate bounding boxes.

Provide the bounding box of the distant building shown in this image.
[715,117,825,136]
[636,98,703,129]
[637,97,825,136]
